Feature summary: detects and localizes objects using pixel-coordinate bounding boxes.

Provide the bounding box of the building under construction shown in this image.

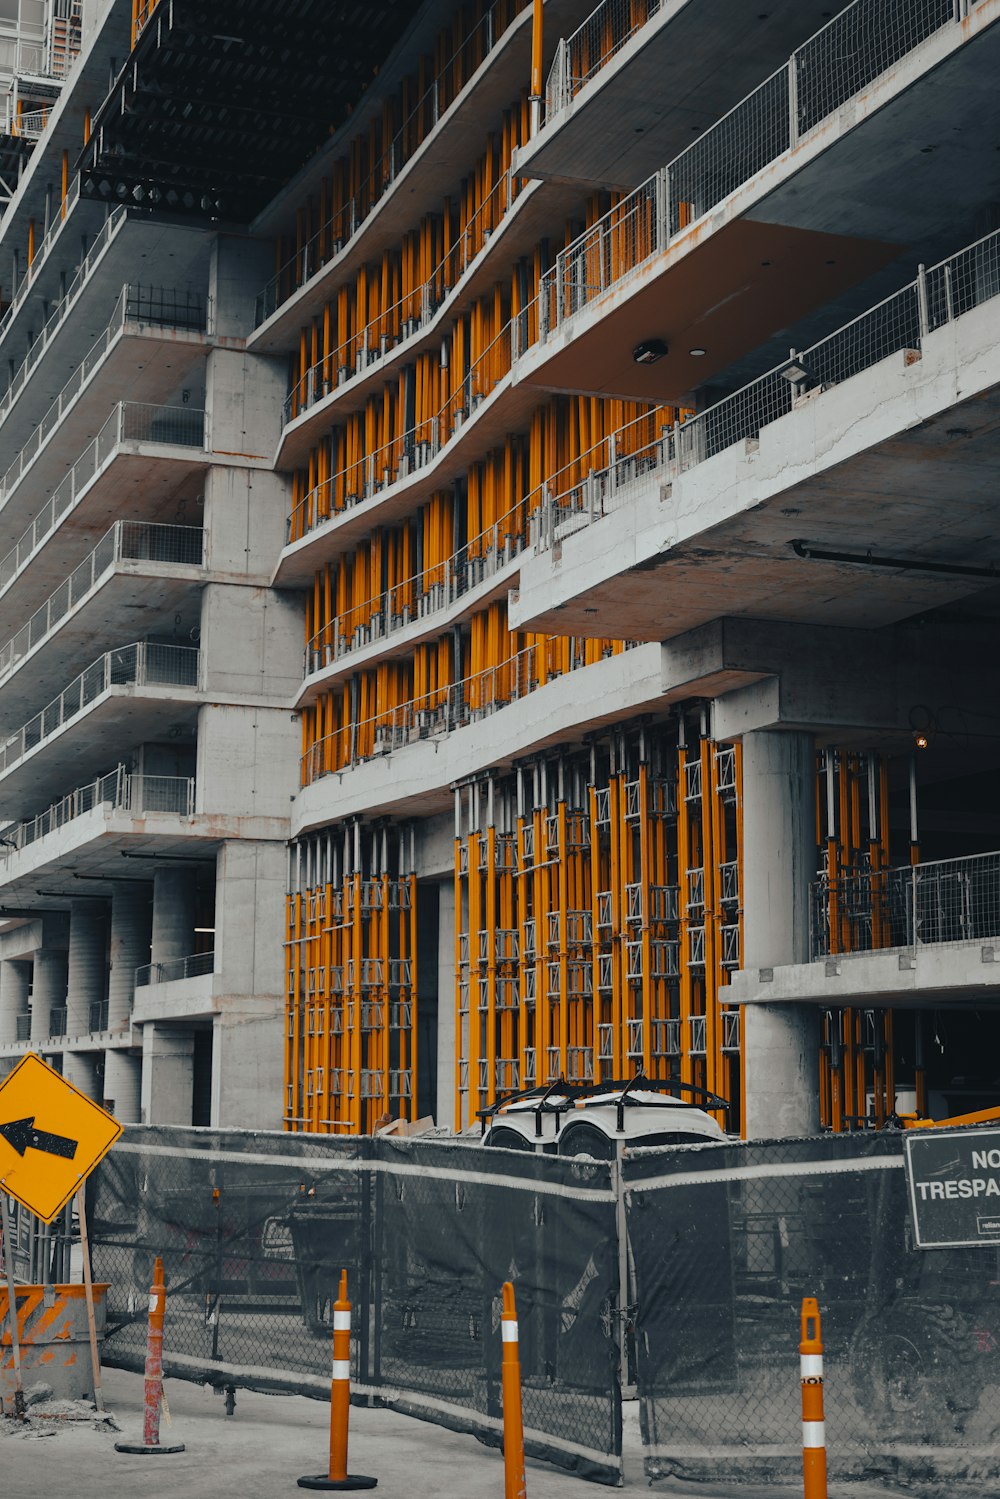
[0,0,998,1139]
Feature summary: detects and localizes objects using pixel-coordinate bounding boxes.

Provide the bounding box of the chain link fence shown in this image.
[626,1132,1000,1483]
[90,1127,623,1483]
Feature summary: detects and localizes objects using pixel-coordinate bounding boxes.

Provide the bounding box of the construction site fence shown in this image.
[90,1127,623,1484]
[81,1127,1000,1487]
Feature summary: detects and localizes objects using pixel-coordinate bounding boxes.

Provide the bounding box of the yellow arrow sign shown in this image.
[0,1053,121,1222]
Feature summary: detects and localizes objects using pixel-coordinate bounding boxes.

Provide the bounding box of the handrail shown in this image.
[301,635,632,785]
[0,520,204,687]
[135,950,215,986]
[0,400,206,602]
[0,643,200,781]
[0,764,196,857]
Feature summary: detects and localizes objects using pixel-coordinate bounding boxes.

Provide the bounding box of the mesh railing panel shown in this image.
[811,851,1000,958]
[91,1127,622,1483]
[626,1133,1000,1481]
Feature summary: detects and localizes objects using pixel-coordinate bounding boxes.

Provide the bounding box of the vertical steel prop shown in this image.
[114,1255,185,1454]
[800,1297,828,1499]
[298,1270,377,1491]
[501,1281,527,1499]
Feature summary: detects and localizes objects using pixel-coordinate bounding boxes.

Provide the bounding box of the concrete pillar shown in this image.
[30,949,67,1044]
[63,1050,100,1100]
[436,879,456,1132]
[108,884,151,1028]
[210,1011,282,1129]
[150,868,197,966]
[739,730,821,1139]
[141,1025,194,1123]
[0,960,30,1044]
[66,901,106,1038]
[104,1049,141,1123]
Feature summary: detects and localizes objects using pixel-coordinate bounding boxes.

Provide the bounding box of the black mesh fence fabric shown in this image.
[624,1132,1000,1484]
[90,1127,622,1483]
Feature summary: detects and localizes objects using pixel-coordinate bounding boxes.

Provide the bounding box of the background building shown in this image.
[0,0,999,1138]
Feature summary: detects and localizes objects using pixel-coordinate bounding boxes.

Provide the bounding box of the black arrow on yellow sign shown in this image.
[0,1115,78,1160]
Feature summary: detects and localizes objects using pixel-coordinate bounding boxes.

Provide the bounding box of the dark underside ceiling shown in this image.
[78,0,417,223]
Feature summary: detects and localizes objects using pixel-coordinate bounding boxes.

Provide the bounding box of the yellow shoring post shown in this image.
[380,868,391,1120]
[588,779,604,1082]
[557,796,569,1082]
[676,735,693,1092]
[608,772,623,1077]
[618,762,635,1075]
[638,761,653,1076]
[468,827,483,1117]
[486,818,498,1110]
[454,813,465,1131]
[350,867,363,1131]
[733,738,747,1135]
[532,800,549,1080]
[291,889,304,1129]
[516,799,530,1093]
[704,739,722,1103]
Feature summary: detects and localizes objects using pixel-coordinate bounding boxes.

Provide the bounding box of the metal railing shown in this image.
[135,950,215,987]
[810,849,1000,958]
[255,0,529,326]
[48,1006,66,1037]
[0,766,196,857]
[530,224,1000,549]
[0,402,206,602]
[302,636,631,785]
[0,521,203,686]
[0,201,123,364]
[545,0,664,117]
[288,318,513,540]
[89,999,109,1033]
[0,643,200,781]
[305,498,527,675]
[535,0,968,342]
[15,1013,30,1041]
[0,280,206,439]
[283,168,520,425]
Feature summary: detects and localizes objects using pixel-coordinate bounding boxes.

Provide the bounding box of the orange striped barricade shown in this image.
[298,1270,377,1491]
[501,1281,527,1499]
[114,1255,185,1455]
[800,1297,828,1499]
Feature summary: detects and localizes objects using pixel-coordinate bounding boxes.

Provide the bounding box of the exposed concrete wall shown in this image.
[30,948,67,1044]
[196,704,299,821]
[108,884,152,1029]
[209,236,277,341]
[206,347,287,461]
[199,582,302,702]
[66,901,105,1037]
[739,730,820,1139]
[203,465,293,578]
[151,867,198,965]
[104,1049,141,1123]
[211,1003,283,1129]
[141,1025,194,1123]
[0,958,29,1044]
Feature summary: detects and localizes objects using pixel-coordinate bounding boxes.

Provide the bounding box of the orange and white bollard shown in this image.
[298,1270,377,1491]
[799,1297,828,1499]
[115,1256,185,1455]
[501,1281,527,1499]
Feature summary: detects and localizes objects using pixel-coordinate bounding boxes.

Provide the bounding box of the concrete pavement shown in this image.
[0,1365,916,1499]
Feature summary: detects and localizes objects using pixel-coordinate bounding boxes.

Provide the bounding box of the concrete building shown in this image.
[2,0,1000,1138]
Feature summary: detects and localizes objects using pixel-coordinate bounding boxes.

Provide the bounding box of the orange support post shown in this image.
[298,1270,376,1491]
[114,1256,185,1455]
[799,1298,827,1499]
[501,1282,527,1499]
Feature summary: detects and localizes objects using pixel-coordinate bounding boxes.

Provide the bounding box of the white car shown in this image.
[480,1075,729,1158]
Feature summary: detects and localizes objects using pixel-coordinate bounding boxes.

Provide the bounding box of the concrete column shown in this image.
[30,950,68,1044]
[66,901,106,1037]
[436,879,456,1132]
[150,868,197,966]
[739,730,821,1139]
[0,960,30,1044]
[108,884,152,1029]
[63,1051,100,1100]
[104,1049,141,1122]
[141,1025,194,1124]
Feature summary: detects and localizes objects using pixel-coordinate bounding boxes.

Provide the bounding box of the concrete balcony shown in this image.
[298,538,521,704]
[0,765,288,902]
[0,402,209,640]
[520,0,839,191]
[0,643,201,821]
[0,287,210,542]
[249,0,593,353]
[274,173,582,468]
[726,849,1000,1011]
[293,640,665,833]
[132,951,215,1024]
[0,519,205,722]
[513,0,1000,408]
[511,230,1000,641]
